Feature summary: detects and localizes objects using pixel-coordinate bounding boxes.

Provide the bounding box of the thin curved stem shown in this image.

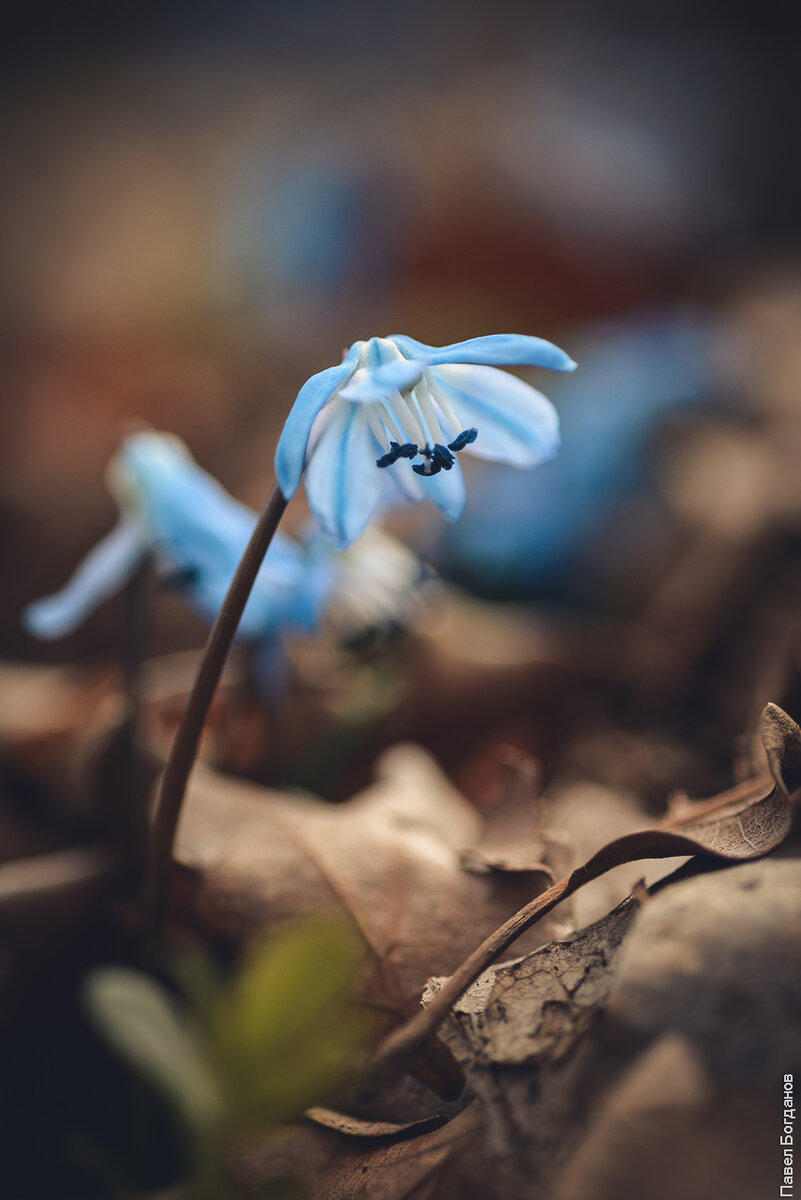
[142,485,288,933]
[369,871,579,1082]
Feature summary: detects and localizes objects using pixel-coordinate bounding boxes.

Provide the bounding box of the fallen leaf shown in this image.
[0,845,114,1023]
[174,744,564,1021]
[0,662,111,748]
[546,779,684,925]
[424,851,801,1197]
[459,750,556,879]
[761,699,801,800]
[427,898,638,1169]
[305,1107,447,1141]
[549,853,801,1200]
[307,1104,485,1200]
[372,704,798,1076]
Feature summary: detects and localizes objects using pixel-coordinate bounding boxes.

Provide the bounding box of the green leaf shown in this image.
[210,919,368,1125]
[84,967,223,1135]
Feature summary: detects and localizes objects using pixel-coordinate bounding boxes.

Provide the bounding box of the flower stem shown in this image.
[141,485,288,932]
[119,552,152,883]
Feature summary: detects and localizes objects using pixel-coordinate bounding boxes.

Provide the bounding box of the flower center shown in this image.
[370,377,478,475]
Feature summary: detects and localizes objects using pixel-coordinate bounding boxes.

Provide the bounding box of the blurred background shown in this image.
[2,8,801,1196]
[1,0,799,656]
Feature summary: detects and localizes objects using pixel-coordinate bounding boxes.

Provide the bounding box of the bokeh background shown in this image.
[1,9,801,1197]
[1,0,799,658]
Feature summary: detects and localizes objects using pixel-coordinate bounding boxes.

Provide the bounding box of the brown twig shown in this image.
[370,869,582,1079]
[370,772,780,1080]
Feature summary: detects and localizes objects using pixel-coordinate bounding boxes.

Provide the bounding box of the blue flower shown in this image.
[302,524,427,645]
[434,308,717,596]
[23,431,329,643]
[276,334,576,549]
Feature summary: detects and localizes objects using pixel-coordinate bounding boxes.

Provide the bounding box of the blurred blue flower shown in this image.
[23,431,330,645]
[23,431,429,701]
[276,333,576,549]
[436,309,720,596]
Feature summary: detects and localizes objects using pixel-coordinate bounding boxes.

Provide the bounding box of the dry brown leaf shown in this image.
[226,1105,485,1200]
[429,898,639,1171]
[372,703,799,1076]
[546,780,685,925]
[0,662,111,747]
[306,1104,485,1200]
[174,743,564,1018]
[549,1035,776,1200]
[0,661,117,810]
[305,1107,447,1140]
[762,700,801,800]
[460,750,557,879]
[0,844,114,1022]
[548,853,801,1200]
[424,852,801,1198]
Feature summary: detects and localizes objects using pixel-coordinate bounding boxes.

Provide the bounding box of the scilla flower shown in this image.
[23,431,328,643]
[303,524,427,646]
[276,333,576,548]
[24,430,426,657]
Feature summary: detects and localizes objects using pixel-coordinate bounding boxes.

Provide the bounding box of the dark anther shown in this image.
[376,441,418,468]
[448,428,478,452]
[431,444,455,471]
[412,443,453,475]
[161,565,200,591]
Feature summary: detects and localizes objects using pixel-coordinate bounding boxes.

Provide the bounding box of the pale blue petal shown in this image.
[180,538,324,639]
[380,461,425,507]
[250,540,334,635]
[305,399,384,549]
[430,364,560,467]
[23,515,147,639]
[120,433,304,590]
[117,431,324,637]
[121,434,264,573]
[414,455,466,522]
[252,633,290,702]
[340,359,426,402]
[275,342,361,499]
[391,333,576,372]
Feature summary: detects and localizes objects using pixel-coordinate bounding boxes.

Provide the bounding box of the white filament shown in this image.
[426,375,463,438]
[415,383,445,446]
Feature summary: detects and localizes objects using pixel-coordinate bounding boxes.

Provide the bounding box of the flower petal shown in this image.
[116,431,324,638]
[23,515,147,639]
[248,538,333,635]
[305,399,384,549]
[391,333,576,372]
[340,359,427,402]
[381,460,425,506]
[275,342,361,499]
[251,633,289,701]
[430,364,560,467]
[414,455,466,521]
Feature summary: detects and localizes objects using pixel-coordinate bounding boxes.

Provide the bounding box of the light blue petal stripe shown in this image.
[381,459,425,506]
[430,364,560,467]
[416,455,466,521]
[22,515,147,639]
[118,430,332,640]
[305,400,383,549]
[391,333,576,372]
[340,359,426,402]
[275,342,361,499]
